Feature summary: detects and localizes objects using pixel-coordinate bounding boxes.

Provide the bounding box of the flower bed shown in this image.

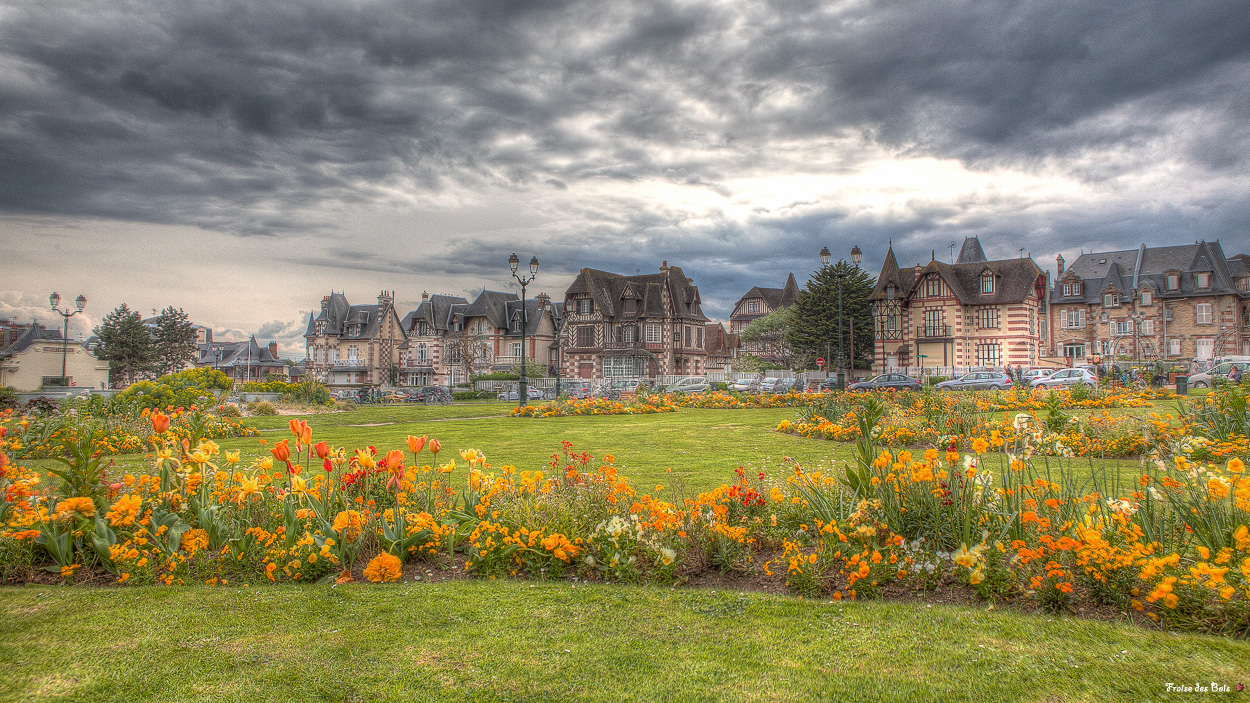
[509,396,678,417]
[1,413,1247,636]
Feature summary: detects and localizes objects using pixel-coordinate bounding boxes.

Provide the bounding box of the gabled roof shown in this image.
[566,264,709,322]
[906,256,1043,305]
[732,273,800,318]
[198,337,281,367]
[305,292,397,340]
[463,290,518,330]
[703,322,740,356]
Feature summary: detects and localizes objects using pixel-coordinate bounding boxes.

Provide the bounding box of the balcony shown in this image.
[916,325,952,339]
[404,359,434,368]
[333,359,368,370]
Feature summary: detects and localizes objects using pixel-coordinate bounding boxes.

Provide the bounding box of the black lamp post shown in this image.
[509,253,539,407]
[819,245,861,390]
[49,292,86,387]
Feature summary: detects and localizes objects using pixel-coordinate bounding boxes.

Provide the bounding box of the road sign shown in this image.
[816,357,825,368]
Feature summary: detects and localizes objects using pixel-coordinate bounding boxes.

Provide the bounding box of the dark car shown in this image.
[846,373,923,392]
[935,371,1014,391]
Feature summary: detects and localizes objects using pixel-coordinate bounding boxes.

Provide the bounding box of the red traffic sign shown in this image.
[816,358,825,367]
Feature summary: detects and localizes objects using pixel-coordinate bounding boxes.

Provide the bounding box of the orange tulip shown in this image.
[301,425,312,447]
[314,441,330,460]
[323,458,334,473]
[429,438,441,456]
[151,412,170,434]
[384,449,405,473]
[288,419,302,436]
[271,439,291,464]
[407,435,426,454]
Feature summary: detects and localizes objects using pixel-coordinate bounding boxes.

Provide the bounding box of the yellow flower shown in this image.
[1228,458,1245,474]
[54,496,96,521]
[971,437,989,455]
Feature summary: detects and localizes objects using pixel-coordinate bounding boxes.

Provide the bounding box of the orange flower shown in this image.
[314,441,330,460]
[407,435,427,454]
[271,439,291,464]
[429,438,441,456]
[384,450,405,473]
[363,552,403,583]
[151,412,170,434]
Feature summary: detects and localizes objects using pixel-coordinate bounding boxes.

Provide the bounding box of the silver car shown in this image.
[665,377,710,393]
[1188,362,1249,388]
[935,371,1013,391]
[1031,368,1096,388]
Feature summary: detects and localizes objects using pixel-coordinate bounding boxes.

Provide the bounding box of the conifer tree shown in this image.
[786,260,875,371]
[94,303,155,386]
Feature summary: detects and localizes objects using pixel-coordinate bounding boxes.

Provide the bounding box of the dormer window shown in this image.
[746,299,761,313]
[1103,293,1119,308]
[1196,272,1211,289]
[1166,273,1180,291]
[886,285,896,300]
[1239,278,1250,293]
[623,298,637,315]
[577,298,593,315]
[924,276,942,298]
[511,316,522,332]
[979,272,994,294]
[1141,290,1153,306]
[1061,281,1083,297]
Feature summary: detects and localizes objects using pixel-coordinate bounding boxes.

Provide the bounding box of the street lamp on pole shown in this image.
[509,253,539,408]
[818,245,861,390]
[49,292,86,387]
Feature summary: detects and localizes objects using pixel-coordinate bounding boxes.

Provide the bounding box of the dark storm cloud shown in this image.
[2,0,1248,316]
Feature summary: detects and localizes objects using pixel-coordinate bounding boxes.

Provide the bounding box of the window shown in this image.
[1100,340,1114,355]
[623,298,637,314]
[1063,309,1085,328]
[510,342,522,357]
[1166,274,1180,291]
[511,316,522,332]
[1114,320,1132,335]
[1168,338,1181,356]
[1196,338,1214,360]
[975,307,999,329]
[645,323,661,343]
[603,356,644,378]
[887,310,899,332]
[1239,278,1250,292]
[1196,303,1213,324]
[578,298,593,315]
[416,345,428,361]
[683,326,691,347]
[976,343,1001,366]
[620,325,637,345]
[1141,290,1153,306]
[886,285,896,300]
[576,326,595,347]
[924,276,942,298]
[1103,293,1119,308]
[1141,319,1155,336]
[1061,281,1083,297]
[980,272,994,294]
[923,309,945,336]
[746,300,761,313]
[1063,343,1086,359]
[1196,272,1211,289]
[697,327,703,348]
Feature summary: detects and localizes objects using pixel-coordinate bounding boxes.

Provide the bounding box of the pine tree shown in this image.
[94,304,155,387]
[786,260,876,371]
[151,306,199,377]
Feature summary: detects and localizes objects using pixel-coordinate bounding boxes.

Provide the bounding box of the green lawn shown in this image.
[2,583,1246,702]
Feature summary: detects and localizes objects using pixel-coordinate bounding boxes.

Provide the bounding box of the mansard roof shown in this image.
[1051,241,1249,304]
[306,291,397,340]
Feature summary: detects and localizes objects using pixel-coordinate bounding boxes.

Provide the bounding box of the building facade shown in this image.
[304,291,407,386]
[728,274,799,363]
[562,262,709,379]
[869,237,1048,371]
[0,323,110,391]
[196,337,286,383]
[1049,242,1250,364]
[399,293,468,387]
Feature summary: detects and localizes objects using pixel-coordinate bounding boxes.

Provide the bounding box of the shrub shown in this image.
[281,380,331,405]
[249,401,278,416]
[454,391,494,400]
[119,368,233,410]
[217,403,242,418]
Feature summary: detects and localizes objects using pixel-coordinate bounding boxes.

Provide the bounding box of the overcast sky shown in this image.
[2,0,1248,357]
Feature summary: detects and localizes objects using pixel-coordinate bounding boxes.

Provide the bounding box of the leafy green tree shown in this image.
[151,306,199,377]
[786,260,875,371]
[739,307,794,368]
[94,304,155,387]
[118,368,232,409]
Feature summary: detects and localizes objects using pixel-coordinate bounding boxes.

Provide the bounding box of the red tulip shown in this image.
[151,412,170,434]
[314,441,330,460]
[323,458,334,473]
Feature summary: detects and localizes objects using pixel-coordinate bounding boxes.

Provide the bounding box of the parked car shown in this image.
[561,382,595,399]
[497,386,550,402]
[769,378,802,394]
[665,377,710,394]
[1020,369,1052,384]
[731,377,762,393]
[1031,368,1097,388]
[1188,362,1250,388]
[846,374,922,392]
[935,371,1014,391]
[596,379,642,399]
[759,377,783,392]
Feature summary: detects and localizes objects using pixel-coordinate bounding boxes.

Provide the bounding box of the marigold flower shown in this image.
[363,552,403,583]
[55,496,96,521]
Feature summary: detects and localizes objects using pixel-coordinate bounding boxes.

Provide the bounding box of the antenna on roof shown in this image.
[1019,247,1024,259]
[948,242,955,263]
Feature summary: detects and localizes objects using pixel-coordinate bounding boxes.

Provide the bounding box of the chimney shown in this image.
[1056,253,1065,277]
[268,341,279,358]
[914,263,922,277]
[421,291,429,302]
[536,292,550,308]
[377,290,392,311]
[660,260,670,273]
[321,295,330,311]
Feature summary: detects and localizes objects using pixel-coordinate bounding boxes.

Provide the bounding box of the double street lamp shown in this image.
[49,292,87,387]
[818,245,862,390]
[509,253,539,408]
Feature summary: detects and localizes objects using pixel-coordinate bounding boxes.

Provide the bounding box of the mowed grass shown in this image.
[1,582,1247,703]
[26,402,1159,492]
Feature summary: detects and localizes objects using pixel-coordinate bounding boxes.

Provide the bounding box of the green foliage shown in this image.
[0,386,17,411]
[118,367,233,409]
[93,303,155,386]
[281,379,330,404]
[508,357,548,377]
[249,401,279,416]
[740,307,794,366]
[47,431,108,500]
[241,380,292,393]
[786,260,875,371]
[150,306,199,377]
[454,390,495,400]
[217,403,242,418]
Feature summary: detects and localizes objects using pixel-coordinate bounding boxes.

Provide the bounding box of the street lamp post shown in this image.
[818,245,862,390]
[49,292,86,387]
[509,253,539,408]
